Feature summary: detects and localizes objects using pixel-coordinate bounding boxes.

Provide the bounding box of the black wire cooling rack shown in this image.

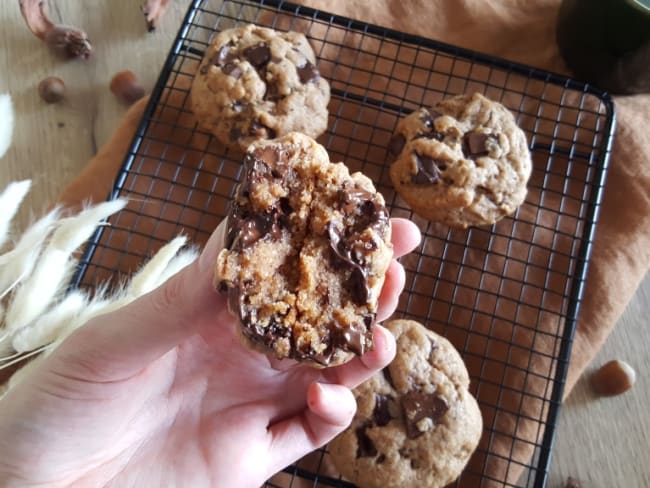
[73,0,615,486]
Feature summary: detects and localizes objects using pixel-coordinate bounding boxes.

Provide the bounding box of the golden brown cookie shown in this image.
[215,133,392,367]
[191,25,330,150]
[329,319,482,487]
[389,93,532,228]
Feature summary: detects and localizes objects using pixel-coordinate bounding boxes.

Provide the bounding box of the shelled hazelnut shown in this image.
[110,71,146,106]
[590,359,636,397]
[38,77,65,104]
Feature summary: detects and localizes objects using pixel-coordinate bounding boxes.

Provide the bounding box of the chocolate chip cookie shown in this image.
[191,24,330,150]
[215,132,392,367]
[329,319,482,488]
[389,93,532,228]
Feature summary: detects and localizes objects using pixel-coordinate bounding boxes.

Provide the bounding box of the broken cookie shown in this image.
[215,132,392,367]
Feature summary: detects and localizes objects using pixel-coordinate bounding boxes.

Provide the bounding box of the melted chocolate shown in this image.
[373,394,393,426]
[356,424,377,458]
[400,392,449,439]
[296,61,320,83]
[243,43,271,68]
[411,153,442,184]
[249,120,276,139]
[331,322,367,356]
[388,134,406,155]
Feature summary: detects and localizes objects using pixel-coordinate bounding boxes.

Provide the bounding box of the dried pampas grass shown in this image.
[0,181,199,396]
[0,94,13,160]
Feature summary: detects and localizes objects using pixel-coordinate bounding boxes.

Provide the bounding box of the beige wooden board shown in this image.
[0,1,647,487]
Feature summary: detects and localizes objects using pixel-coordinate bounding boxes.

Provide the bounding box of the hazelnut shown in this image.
[38,77,65,104]
[590,359,636,396]
[110,70,146,105]
[565,477,581,488]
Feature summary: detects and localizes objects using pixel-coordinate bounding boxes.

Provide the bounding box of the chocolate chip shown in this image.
[400,392,449,439]
[428,338,437,362]
[348,267,370,305]
[243,43,271,68]
[356,424,377,458]
[222,62,242,79]
[388,134,406,155]
[230,126,242,142]
[462,131,493,158]
[382,367,396,389]
[249,121,276,139]
[420,111,435,129]
[296,60,320,83]
[373,394,393,426]
[232,101,245,113]
[377,454,386,464]
[264,82,283,101]
[414,131,444,142]
[212,45,238,67]
[411,153,442,185]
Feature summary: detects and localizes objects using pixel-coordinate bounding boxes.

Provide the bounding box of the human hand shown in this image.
[0,218,420,487]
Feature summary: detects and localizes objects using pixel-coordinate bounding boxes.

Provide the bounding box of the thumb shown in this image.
[267,382,356,474]
[52,220,230,380]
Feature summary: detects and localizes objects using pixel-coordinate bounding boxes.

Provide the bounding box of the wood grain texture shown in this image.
[0,1,647,487]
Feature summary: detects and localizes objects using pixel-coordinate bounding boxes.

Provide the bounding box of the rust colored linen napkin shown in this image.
[45,0,650,485]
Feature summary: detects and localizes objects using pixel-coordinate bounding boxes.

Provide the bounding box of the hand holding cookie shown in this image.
[0,199,420,487]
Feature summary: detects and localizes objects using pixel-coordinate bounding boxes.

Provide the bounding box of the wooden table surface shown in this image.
[1,1,647,487]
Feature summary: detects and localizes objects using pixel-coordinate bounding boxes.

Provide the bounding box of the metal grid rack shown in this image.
[73,0,615,486]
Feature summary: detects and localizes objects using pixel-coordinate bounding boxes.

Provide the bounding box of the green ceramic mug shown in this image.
[556,0,650,94]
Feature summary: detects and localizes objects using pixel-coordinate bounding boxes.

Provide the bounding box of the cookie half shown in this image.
[191,24,330,150]
[215,133,392,367]
[389,93,532,228]
[329,319,482,488]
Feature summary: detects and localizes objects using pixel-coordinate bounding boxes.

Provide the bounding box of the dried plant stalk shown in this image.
[0,94,14,160]
[0,180,31,250]
[18,0,92,59]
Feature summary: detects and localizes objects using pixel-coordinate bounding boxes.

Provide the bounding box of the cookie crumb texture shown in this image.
[389,93,532,228]
[191,24,330,150]
[329,320,483,488]
[215,133,392,367]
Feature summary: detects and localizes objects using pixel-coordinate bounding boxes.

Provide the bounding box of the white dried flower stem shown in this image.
[4,199,127,332]
[0,180,31,250]
[127,235,188,297]
[0,94,14,160]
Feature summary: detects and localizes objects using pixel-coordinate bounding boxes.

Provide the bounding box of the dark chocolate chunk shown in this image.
[212,44,238,67]
[230,126,242,142]
[414,131,444,142]
[356,424,377,458]
[249,121,276,139]
[264,82,283,101]
[388,134,406,155]
[411,153,442,185]
[420,109,438,129]
[377,454,386,464]
[296,60,320,83]
[428,338,437,362]
[382,367,396,389]
[462,131,493,158]
[400,391,449,439]
[222,62,242,79]
[243,43,271,68]
[373,394,393,426]
[348,267,370,305]
[232,101,245,113]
